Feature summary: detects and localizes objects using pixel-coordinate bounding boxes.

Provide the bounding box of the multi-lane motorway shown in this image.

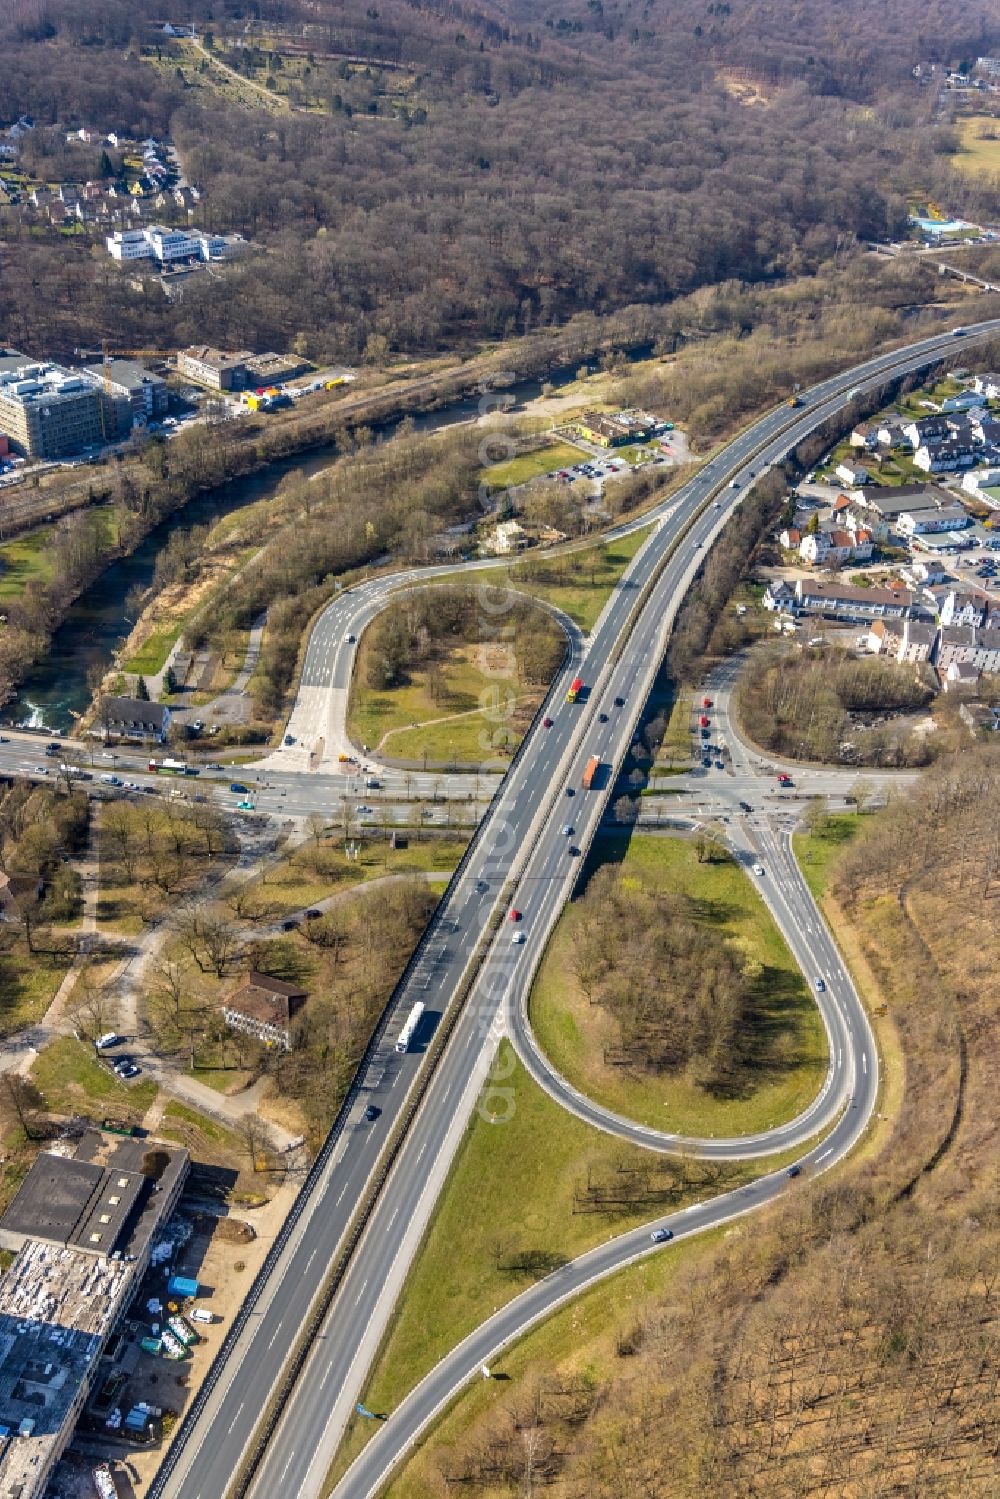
[152,318,1000,1499]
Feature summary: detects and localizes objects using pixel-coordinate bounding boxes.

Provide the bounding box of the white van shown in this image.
[190,1309,214,1325]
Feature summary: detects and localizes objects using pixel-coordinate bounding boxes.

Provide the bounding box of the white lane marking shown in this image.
[278,1451,297,1484]
[267,1325,282,1349]
[862,1053,867,1074]
[816,1147,832,1163]
[355,1277,369,1305]
[227,1401,245,1435]
[417,1143,427,1161]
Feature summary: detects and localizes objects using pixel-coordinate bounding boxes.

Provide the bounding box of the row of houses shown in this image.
[846,386,1000,476]
[766,575,1000,627]
[867,617,1000,686]
[781,482,985,572]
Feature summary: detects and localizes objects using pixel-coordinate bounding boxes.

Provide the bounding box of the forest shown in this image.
[1,0,998,358]
[569,862,756,1091]
[736,644,939,765]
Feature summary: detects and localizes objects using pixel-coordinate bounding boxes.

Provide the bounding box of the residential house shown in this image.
[96,696,170,742]
[959,701,1000,734]
[937,589,990,627]
[940,393,983,414]
[961,466,1000,497]
[972,373,1000,400]
[223,972,309,1050]
[943,661,980,692]
[936,625,1000,673]
[762,580,797,613]
[835,459,870,487]
[902,416,951,450]
[914,438,979,472]
[901,557,948,585]
[874,417,912,449]
[793,579,918,621]
[866,619,904,657]
[779,528,801,549]
[491,519,528,555]
[896,618,938,663]
[849,422,879,451]
[0,871,44,921]
[897,505,971,536]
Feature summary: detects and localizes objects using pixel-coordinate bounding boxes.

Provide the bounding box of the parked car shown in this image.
[229,782,249,794]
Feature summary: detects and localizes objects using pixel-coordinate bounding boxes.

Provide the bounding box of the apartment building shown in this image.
[0,363,103,459]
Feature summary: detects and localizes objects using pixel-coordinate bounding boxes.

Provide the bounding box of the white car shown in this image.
[752,863,765,876]
[511,932,526,945]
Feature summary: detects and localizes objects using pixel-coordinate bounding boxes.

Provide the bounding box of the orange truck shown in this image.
[582,755,602,789]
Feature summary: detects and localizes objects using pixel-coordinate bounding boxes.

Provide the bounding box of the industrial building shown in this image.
[0,363,104,460]
[0,1131,188,1498]
[176,346,253,391]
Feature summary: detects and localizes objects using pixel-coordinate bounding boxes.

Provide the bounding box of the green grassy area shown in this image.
[0,528,56,600]
[656,691,693,766]
[0,943,76,1038]
[30,1037,157,1116]
[954,117,1000,178]
[530,833,828,1137]
[348,646,525,761]
[497,526,653,632]
[236,834,468,919]
[375,1226,727,1499]
[481,440,584,488]
[125,621,185,677]
[793,813,863,901]
[329,1045,756,1487]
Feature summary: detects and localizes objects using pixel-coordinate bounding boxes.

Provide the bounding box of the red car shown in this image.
[543,716,553,728]
[509,908,521,922]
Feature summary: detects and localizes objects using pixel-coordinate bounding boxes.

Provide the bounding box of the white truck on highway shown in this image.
[395,1001,425,1053]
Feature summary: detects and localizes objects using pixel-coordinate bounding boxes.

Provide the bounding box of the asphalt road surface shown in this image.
[154,318,1000,1499]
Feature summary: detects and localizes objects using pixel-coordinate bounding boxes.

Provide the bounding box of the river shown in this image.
[11,363,584,731]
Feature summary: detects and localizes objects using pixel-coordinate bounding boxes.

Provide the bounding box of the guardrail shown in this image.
[150,322,988,1497]
[149,596,584,1497]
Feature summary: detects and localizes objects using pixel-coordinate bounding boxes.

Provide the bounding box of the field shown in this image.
[793,811,863,900]
[0,527,56,599]
[529,832,828,1137]
[481,440,584,489]
[235,832,468,920]
[465,525,653,634]
[30,1036,157,1117]
[124,622,186,677]
[954,116,1000,179]
[349,636,552,767]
